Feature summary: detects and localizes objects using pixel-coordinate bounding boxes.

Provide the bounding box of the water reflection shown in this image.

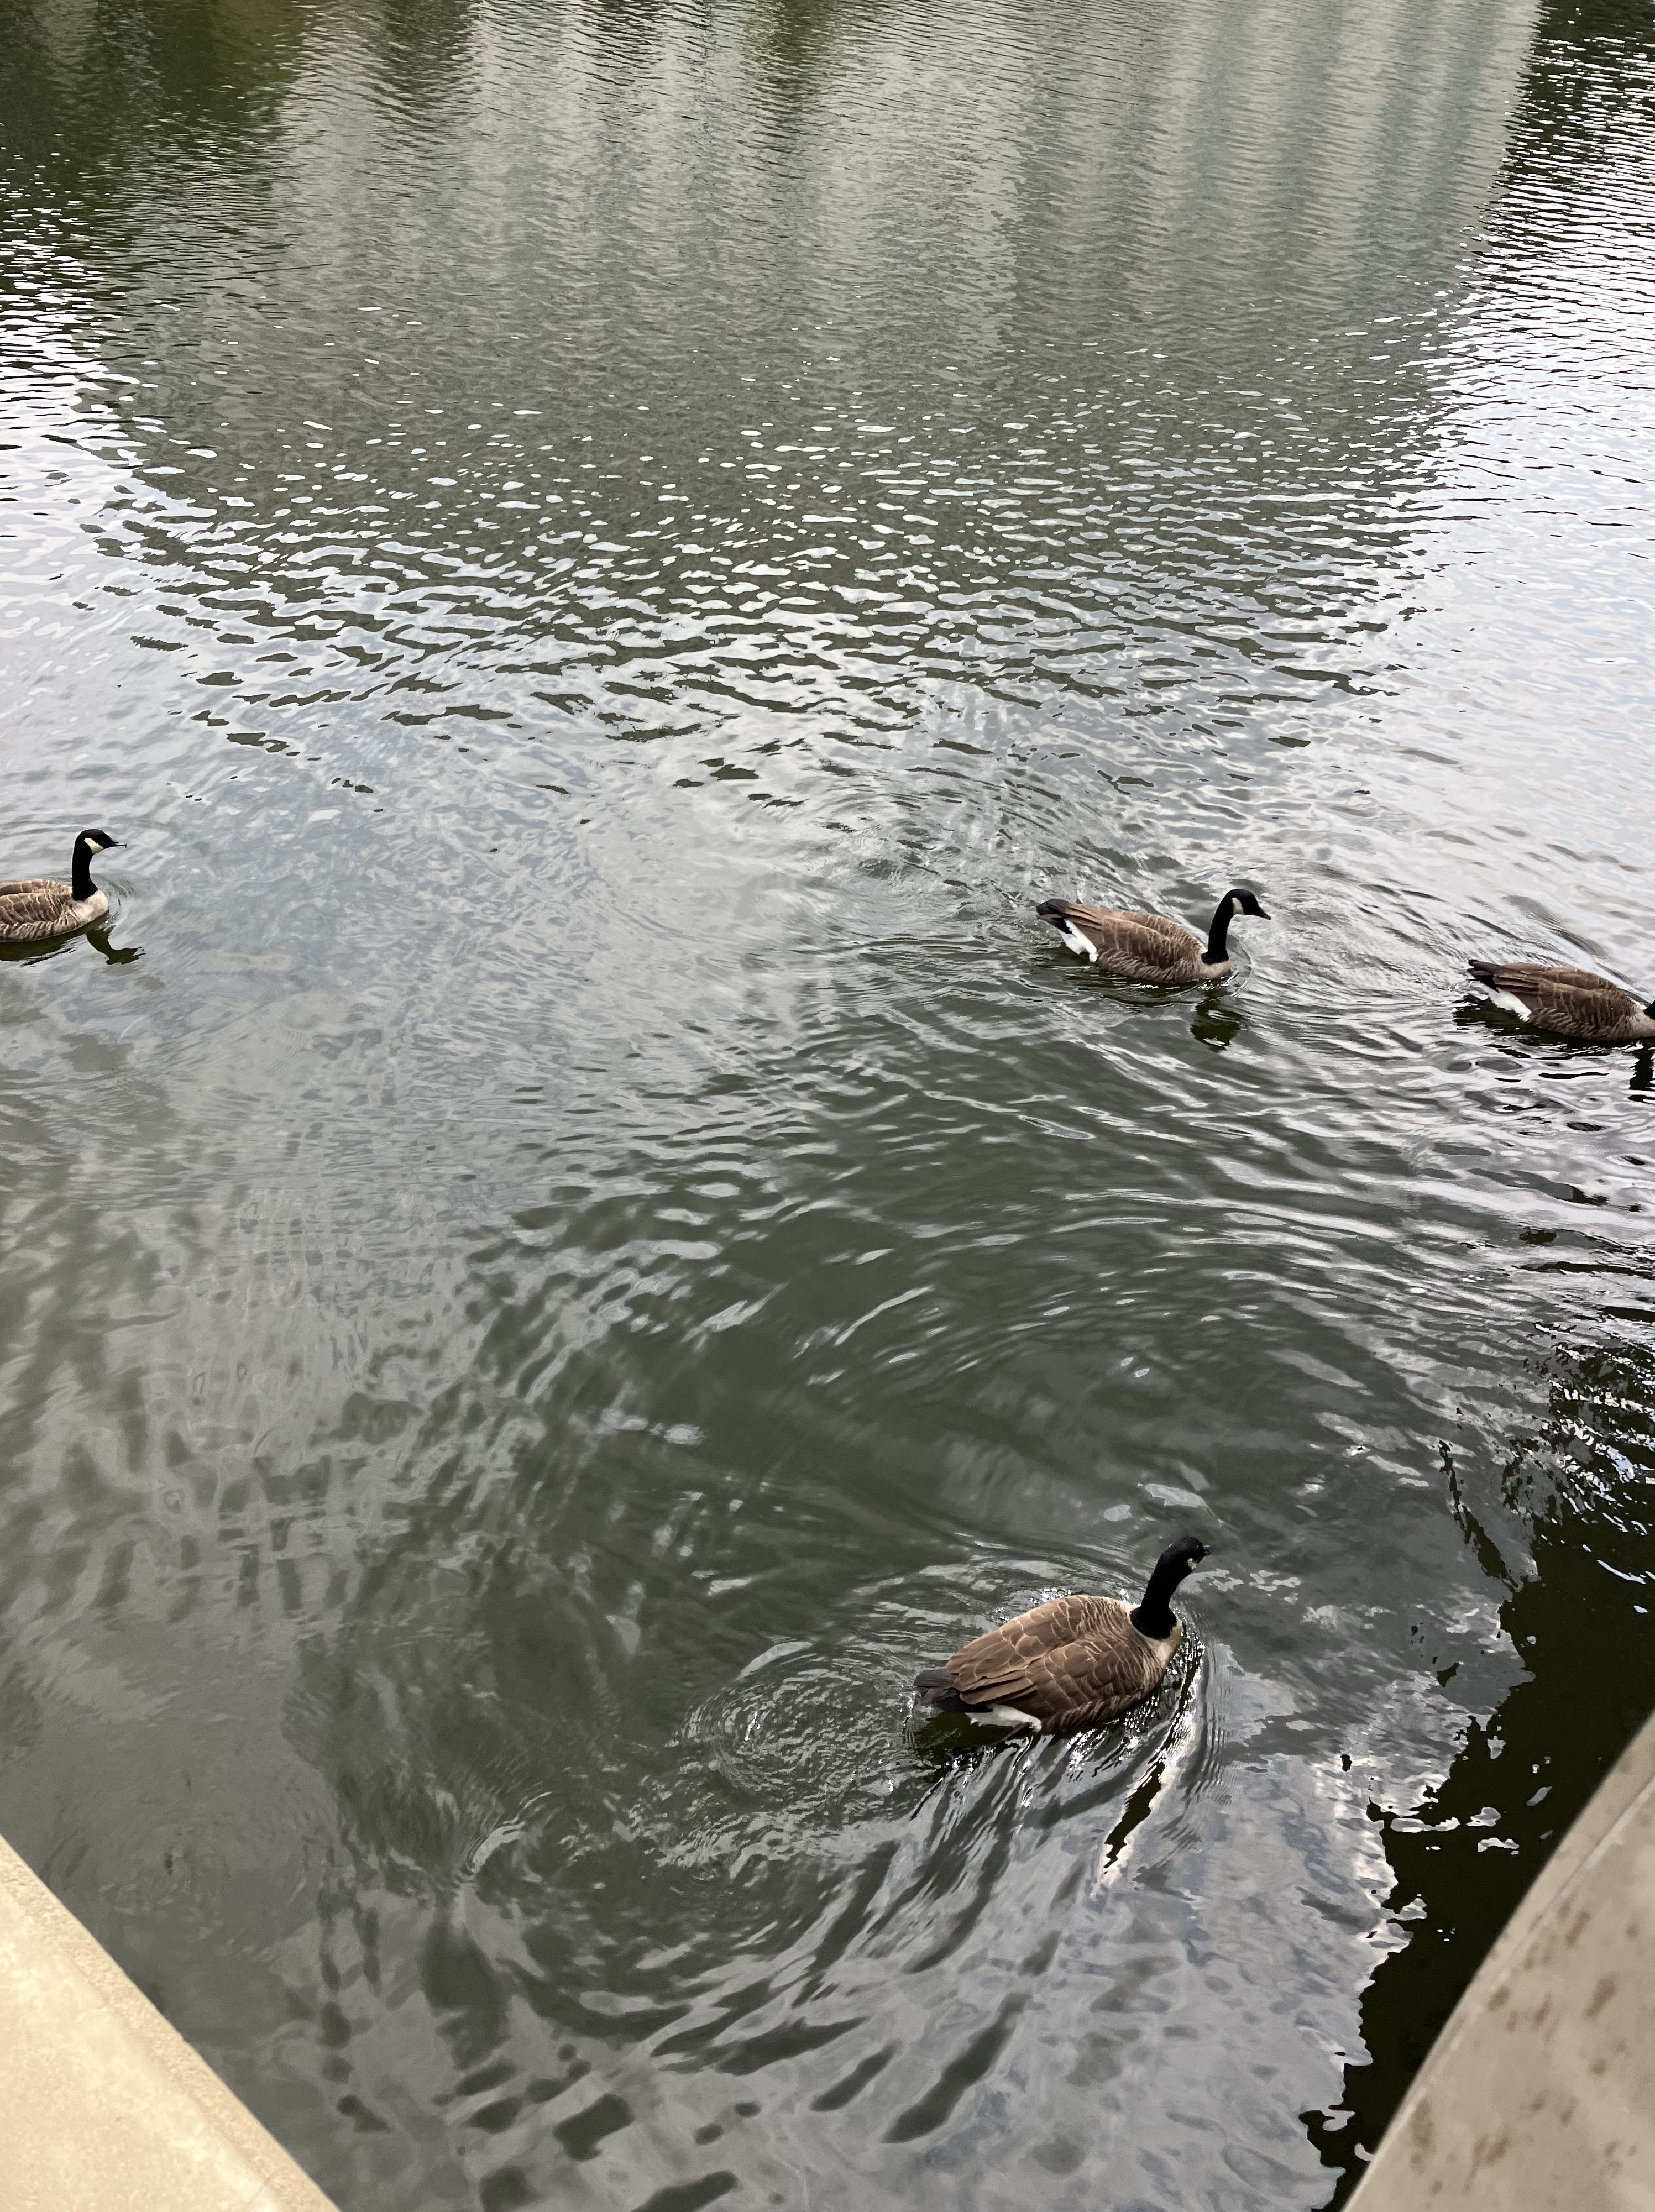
[87,924,140,964]
[4,0,1655,2209]
[2,0,1548,797]
[1307,1330,1655,2202]
[286,1522,1218,2201]
[0,922,137,966]
[1190,998,1245,1052]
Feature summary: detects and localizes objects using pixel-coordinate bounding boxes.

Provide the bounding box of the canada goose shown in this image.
[913,1535,1208,1736]
[0,830,123,945]
[1036,887,1268,982]
[1468,959,1655,1044]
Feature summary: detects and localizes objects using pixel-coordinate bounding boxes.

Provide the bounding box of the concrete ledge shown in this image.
[1349,1706,1655,2211]
[0,1833,337,2212]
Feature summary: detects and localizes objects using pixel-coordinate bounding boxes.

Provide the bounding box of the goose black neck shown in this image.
[1202,897,1232,966]
[71,840,97,901]
[1129,1555,1186,1641]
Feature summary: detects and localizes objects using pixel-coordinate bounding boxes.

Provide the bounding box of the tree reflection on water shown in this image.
[1307,1332,1655,2203]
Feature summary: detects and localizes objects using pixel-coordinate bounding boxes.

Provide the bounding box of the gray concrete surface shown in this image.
[1348,1705,1655,2210]
[0,1832,337,2212]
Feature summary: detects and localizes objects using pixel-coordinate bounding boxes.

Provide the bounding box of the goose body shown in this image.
[913,1536,1207,1737]
[1036,887,1268,983]
[1468,959,1655,1044]
[0,830,122,945]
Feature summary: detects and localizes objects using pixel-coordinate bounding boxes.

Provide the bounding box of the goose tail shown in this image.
[913,1668,967,1712]
[1035,899,1101,962]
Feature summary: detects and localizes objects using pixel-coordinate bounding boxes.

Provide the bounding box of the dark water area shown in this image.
[3,1,1654,2206]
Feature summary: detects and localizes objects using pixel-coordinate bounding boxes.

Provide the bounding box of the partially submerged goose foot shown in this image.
[913,1535,1209,1738]
[1034,888,1268,984]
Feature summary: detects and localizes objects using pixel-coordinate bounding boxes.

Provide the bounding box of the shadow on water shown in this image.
[1305,1333,1655,2203]
[1041,973,1249,1051]
[1190,997,1245,1053]
[83,923,141,965]
[1455,1000,1655,1099]
[0,923,139,966]
[1508,0,1655,150]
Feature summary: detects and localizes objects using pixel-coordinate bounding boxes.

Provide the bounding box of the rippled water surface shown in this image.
[4,1,1655,2205]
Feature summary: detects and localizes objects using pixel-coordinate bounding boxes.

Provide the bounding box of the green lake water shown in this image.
[2,2,1653,2206]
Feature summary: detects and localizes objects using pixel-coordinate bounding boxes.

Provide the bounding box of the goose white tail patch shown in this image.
[973,1704,1040,1732]
[1057,923,1098,962]
[1488,989,1533,1023]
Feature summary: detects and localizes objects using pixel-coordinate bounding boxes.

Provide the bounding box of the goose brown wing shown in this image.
[1475,961,1619,996]
[945,1594,1128,1703]
[1046,905,1205,981]
[1010,1631,1168,1734]
[0,879,77,941]
[1474,961,1639,1039]
[1531,986,1643,1040]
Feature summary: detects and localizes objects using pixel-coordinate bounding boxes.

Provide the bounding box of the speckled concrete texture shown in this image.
[1350,1707,1655,2211]
[0,1833,337,2212]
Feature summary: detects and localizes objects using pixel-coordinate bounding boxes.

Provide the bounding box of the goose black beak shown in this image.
[1255,908,1270,921]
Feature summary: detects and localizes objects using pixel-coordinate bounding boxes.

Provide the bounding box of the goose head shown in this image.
[1130,1534,1209,1639]
[1154,1534,1208,1582]
[1224,888,1269,921]
[70,829,121,903]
